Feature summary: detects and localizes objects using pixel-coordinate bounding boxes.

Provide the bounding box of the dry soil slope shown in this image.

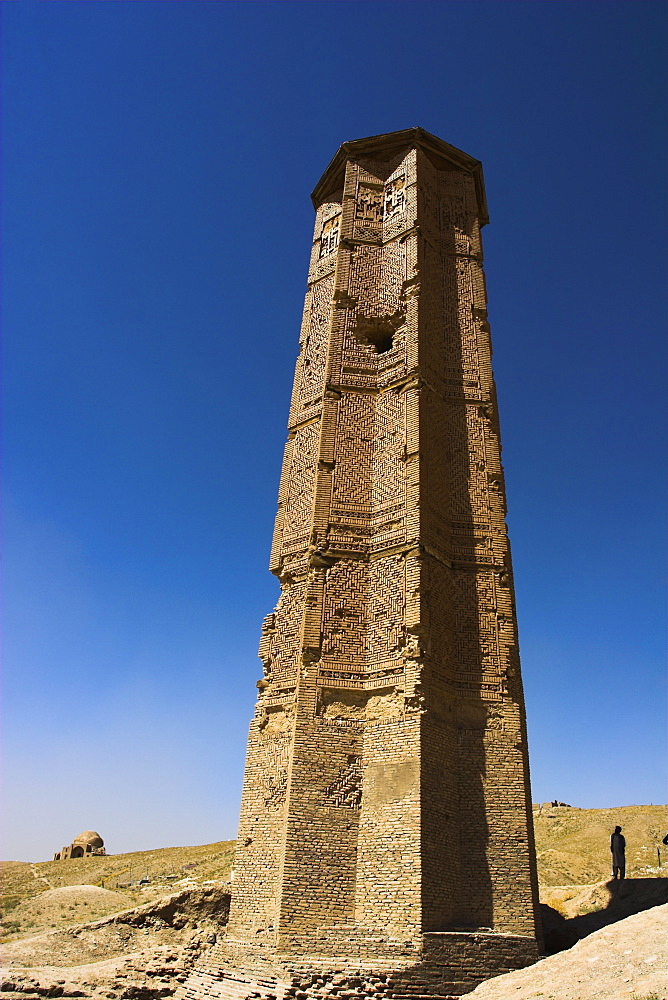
[1,841,234,938]
[1,885,231,999]
[4,886,132,940]
[467,902,667,1000]
[533,803,667,886]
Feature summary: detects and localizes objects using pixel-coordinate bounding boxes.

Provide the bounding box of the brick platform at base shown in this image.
[177,932,540,1000]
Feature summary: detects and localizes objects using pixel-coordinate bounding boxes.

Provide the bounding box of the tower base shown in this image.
[178,932,540,1000]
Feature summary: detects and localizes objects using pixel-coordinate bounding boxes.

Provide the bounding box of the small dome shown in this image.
[72,830,104,848]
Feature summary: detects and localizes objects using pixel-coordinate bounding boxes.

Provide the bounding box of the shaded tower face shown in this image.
[228,128,540,957]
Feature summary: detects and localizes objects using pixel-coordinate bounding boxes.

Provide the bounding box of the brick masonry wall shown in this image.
[188,130,541,995]
[180,932,538,1000]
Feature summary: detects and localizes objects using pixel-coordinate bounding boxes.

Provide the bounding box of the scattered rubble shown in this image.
[1,885,230,1000]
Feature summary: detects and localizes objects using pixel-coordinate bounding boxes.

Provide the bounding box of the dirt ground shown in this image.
[468,902,667,1000]
[3,886,136,940]
[1,884,231,998]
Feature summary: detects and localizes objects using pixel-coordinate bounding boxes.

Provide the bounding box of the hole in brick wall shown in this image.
[369,332,394,354]
[355,313,403,355]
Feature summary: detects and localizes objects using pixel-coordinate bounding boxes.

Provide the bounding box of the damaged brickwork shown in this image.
[179,128,542,999]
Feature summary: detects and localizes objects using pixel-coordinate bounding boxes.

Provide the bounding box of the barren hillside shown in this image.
[1,841,234,938]
[533,803,666,886]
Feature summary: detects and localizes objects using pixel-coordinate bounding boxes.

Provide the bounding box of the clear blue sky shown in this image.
[2,1,666,863]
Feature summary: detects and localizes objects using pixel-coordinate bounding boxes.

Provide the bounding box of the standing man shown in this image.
[610,825,626,880]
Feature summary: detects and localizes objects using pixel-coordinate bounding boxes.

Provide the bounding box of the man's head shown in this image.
[614,826,622,834]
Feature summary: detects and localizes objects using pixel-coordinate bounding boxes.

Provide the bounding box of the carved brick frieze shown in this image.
[319,215,340,258]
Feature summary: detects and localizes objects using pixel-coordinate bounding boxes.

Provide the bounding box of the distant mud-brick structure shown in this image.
[54,830,106,860]
[181,128,541,999]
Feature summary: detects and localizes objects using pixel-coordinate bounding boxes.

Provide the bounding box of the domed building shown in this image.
[54,830,106,860]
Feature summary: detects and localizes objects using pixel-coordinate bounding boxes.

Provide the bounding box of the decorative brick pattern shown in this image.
[325,755,363,808]
[279,423,319,552]
[180,129,541,999]
[295,274,335,415]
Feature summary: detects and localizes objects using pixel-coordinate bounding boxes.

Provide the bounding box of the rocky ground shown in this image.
[1,885,230,999]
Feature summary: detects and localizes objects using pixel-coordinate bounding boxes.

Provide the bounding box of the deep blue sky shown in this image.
[2,1,666,862]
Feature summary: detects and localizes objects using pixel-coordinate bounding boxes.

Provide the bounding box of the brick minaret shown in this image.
[182,128,541,1000]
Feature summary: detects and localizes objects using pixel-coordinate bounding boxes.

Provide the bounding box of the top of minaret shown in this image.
[311,126,488,225]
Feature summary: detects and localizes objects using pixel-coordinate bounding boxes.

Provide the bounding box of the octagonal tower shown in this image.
[181,128,541,1000]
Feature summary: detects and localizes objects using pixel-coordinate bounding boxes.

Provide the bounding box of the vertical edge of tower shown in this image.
[411,141,541,942]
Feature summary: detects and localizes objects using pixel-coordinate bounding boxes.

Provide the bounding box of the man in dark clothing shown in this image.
[610,825,626,880]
